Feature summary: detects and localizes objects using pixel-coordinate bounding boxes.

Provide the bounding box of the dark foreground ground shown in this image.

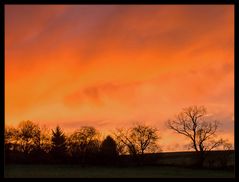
[4,165,235,178]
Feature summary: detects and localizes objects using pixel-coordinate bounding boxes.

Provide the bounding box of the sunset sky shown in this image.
[5,5,234,151]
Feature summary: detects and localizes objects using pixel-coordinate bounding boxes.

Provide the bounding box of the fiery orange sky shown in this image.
[5,5,234,151]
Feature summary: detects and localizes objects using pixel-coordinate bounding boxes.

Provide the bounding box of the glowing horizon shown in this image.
[5,5,234,152]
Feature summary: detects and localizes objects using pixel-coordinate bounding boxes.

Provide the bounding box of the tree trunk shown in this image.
[195,151,205,168]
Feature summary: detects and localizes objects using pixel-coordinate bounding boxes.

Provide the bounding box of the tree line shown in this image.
[5,121,158,166]
[5,106,233,167]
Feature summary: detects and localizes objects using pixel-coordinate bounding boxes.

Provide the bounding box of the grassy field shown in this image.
[4,165,235,178]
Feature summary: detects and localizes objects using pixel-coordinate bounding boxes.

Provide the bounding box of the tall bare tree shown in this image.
[17,120,41,155]
[114,123,159,158]
[67,126,100,165]
[167,106,228,166]
[34,125,51,153]
[5,126,20,152]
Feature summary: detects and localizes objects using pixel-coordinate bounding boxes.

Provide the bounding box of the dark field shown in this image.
[5,165,234,178]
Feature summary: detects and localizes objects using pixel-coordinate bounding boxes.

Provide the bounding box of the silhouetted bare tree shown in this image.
[114,123,159,164]
[35,125,51,153]
[17,120,41,155]
[67,126,99,165]
[167,105,228,167]
[5,126,19,152]
[28,125,52,163]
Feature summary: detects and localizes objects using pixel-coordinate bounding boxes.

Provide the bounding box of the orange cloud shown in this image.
[5,5,234,151]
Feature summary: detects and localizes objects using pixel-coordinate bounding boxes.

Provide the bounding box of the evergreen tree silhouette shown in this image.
[100,135,118,165]
[50,126,67,163]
